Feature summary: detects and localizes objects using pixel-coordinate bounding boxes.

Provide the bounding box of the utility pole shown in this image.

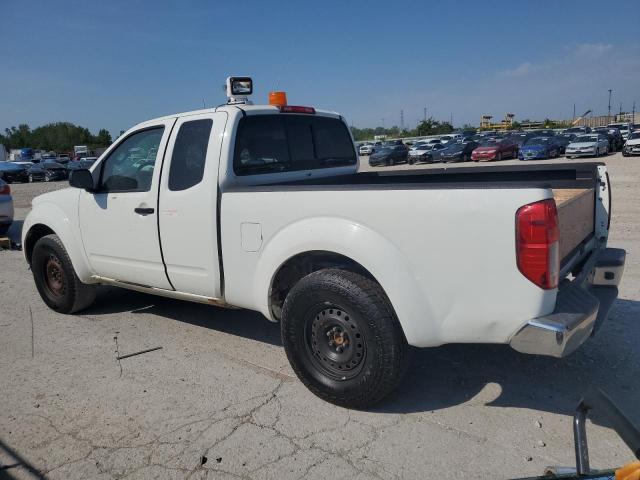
[381,118,385,129]
[450,113,453,126]
[608,89,612,119]
[423,107,427,122]
[633,101,636,123]
[573,103,576,121]
[620,102,623,117]
[400,110,404,131]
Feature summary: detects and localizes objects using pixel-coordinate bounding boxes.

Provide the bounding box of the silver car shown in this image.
[0,178,14,235]
[565,134,609,158]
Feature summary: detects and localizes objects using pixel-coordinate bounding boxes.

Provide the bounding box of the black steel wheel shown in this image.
[31,234,96,313]
[281,269,411,408]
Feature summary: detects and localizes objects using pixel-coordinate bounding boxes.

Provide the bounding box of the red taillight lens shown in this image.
[0,184,10,195]
[278,105,316,114]
[516,199,559,290]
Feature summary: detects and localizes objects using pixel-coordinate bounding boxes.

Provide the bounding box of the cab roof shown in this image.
[141,104,342,126]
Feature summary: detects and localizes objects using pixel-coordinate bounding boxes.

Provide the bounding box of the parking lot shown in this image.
[1,152,639,479]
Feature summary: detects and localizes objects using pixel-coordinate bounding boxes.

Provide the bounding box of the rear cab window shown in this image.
[233,114,356,176]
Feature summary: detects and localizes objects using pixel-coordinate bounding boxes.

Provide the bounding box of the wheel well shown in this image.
[269,251,376,320]
[24,224,55,265]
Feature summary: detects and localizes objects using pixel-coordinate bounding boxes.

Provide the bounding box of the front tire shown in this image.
[31,234,96,314]
[281,269,411,408]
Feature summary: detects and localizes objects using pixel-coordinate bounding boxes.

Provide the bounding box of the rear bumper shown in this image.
[510,247,626,358]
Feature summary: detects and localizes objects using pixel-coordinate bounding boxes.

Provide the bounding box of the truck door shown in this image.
[78,119,176,289]
[158,112,227,298]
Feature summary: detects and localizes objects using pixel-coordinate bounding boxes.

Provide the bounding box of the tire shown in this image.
[281,268,411,409]
[496,152,502,161]
[31,234,96,314]
[28,174,34,183]
[45,174,51,182]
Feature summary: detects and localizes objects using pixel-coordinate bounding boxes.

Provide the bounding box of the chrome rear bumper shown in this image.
[510,248,626,358]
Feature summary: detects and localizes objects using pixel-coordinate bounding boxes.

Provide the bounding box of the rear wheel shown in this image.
[496,152,503,161]
[281,269,411,408]
[31,234,96,314]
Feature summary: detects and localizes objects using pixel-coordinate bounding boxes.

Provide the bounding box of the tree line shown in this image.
[350,117,456,141]
[0,122,112,152]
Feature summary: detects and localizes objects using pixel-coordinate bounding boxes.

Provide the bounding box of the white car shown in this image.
[622,131,640,156]
[21,78,625,408]
[358,143,373,156]
[439,134,463,144]
[407,143,447,164]
[565,134,610,158]
[0,179,14,235]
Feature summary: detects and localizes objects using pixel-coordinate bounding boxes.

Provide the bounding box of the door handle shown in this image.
[134,207,155,215]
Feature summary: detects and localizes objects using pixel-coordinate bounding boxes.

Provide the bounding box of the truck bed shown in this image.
[227,161,603,270]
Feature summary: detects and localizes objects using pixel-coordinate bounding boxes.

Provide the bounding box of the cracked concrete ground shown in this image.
[1,152,638,479]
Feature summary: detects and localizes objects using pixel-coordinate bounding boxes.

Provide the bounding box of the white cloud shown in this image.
[574,43,613,57]
[503,62,534,77]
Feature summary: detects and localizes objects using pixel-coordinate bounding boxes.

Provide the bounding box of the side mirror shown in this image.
[69,169,95,192]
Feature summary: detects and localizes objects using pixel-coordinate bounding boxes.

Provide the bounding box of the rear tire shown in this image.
[281,268,411,408]
[31,234,96,314]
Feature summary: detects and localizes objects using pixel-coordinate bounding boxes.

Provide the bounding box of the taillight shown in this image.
[0,184,10,195]
[278,105,316,114]
[515,199,559,290]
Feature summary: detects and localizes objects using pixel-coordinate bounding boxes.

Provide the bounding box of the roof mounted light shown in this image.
[278,105,316,114]
[269,91,288,107]
[225,76,253,105]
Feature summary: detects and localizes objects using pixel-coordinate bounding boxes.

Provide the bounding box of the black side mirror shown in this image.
[69,169,95,192]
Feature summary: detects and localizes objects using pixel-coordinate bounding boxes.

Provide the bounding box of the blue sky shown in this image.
[1,0,639,135]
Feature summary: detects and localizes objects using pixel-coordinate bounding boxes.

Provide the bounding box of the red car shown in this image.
[471,138,518,162]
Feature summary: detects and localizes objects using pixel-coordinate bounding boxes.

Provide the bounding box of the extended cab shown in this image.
[22,83,626,408]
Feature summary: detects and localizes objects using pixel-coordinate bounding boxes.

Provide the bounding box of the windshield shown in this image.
[234,115,356,176]
[524,137,550,146]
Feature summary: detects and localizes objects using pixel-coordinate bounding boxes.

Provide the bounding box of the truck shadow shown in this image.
[85,289,639,426]
[381,298,640,427]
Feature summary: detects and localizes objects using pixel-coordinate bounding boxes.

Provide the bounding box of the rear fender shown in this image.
[253,217,437,346]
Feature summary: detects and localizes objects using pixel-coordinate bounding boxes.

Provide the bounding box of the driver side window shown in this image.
[98,127,164,192]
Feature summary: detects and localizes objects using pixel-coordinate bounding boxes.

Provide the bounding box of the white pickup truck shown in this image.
[23,83,625,407]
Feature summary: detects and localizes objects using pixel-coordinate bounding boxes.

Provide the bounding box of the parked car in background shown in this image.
[607,123,631,141]
[28,160,68,182]
[439,134,462,144]
[66,158,99,172]
[358,143,373,156]
[565,134,609,158]
[509,132,535,150]
[593,127,620,152]
[0,161,30,183]
[471,138,517,162]
[622,131,640,156]
[518,137,560,160]
[552,135,572,154]
[368,145,408,166]
[439,140,479,163]
[410,139,441,150]
[564,126,591,135]
[0,178,14,235]
[408,143,447,164]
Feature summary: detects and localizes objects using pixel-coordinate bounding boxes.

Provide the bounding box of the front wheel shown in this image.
[28,174,34,183]
[281,269,411,408]
[31,234,96,314]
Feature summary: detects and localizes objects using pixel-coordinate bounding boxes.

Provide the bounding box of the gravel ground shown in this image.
[1,153,638,479]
